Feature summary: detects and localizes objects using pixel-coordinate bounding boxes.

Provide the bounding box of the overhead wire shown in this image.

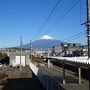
[56,0,79,24]
[32,0,86,45]
[33,0,62,40]
[34,30,86,47]
[32,31,86,51]
[62,30,86,41]
[45,0,80,34]
[54,30,86,46]
[44,0,65,34]
[65,31,86,42]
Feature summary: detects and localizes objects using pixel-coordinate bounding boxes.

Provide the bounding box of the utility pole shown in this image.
[87,0,90,59]
[30,40,32,61]
[20,36,22,71]
[87,1,90,90]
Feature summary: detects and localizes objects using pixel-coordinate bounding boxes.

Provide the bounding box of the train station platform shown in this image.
[30,61,89,90]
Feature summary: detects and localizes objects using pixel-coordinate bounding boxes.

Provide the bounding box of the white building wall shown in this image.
[10,54,30,67]
[26,55,30,66]
[10,56,15,66]
[16,56,26,66]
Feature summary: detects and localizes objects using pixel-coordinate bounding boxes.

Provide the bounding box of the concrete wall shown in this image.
[15,56,25,66]
[29,62,62,90]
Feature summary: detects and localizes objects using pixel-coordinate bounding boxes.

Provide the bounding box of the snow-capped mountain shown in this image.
[40,35,53,40]
[22,35,62,49]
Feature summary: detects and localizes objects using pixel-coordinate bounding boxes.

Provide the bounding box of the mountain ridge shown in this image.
[23,39,61,49]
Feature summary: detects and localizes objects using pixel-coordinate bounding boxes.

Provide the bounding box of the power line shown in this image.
[57,0,79,24]
[65,31,86,42]
[31,30,86,51]
[33,0,62,39]
[44,0,65,34]
[34,30,86,47]
[33,0,85,45]
[45,0,80,34]
[54,30,86,46]
[62,30,86,41]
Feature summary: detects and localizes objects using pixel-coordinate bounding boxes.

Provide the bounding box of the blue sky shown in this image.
[0,0,87,48]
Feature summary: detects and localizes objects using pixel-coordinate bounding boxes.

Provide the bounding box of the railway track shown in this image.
[33,58,89,82]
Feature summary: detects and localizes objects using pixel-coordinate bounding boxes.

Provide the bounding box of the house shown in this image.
[50,43,85,57]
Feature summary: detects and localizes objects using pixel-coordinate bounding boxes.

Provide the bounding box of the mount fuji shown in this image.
[22,35,62,49]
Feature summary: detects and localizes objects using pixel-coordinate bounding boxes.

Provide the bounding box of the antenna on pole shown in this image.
[20,36,22,71]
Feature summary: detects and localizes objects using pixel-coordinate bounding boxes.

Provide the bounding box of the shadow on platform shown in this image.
[2,73,46,90]
[2,73,65,90]
[2,78,46,90]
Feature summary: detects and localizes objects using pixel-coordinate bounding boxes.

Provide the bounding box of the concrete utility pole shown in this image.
[78,66,81,84]
[87,0,90,59]
[62,62,65,84]
[30,40,32,61]
[87,1,90,90]
[20,36,22,71]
